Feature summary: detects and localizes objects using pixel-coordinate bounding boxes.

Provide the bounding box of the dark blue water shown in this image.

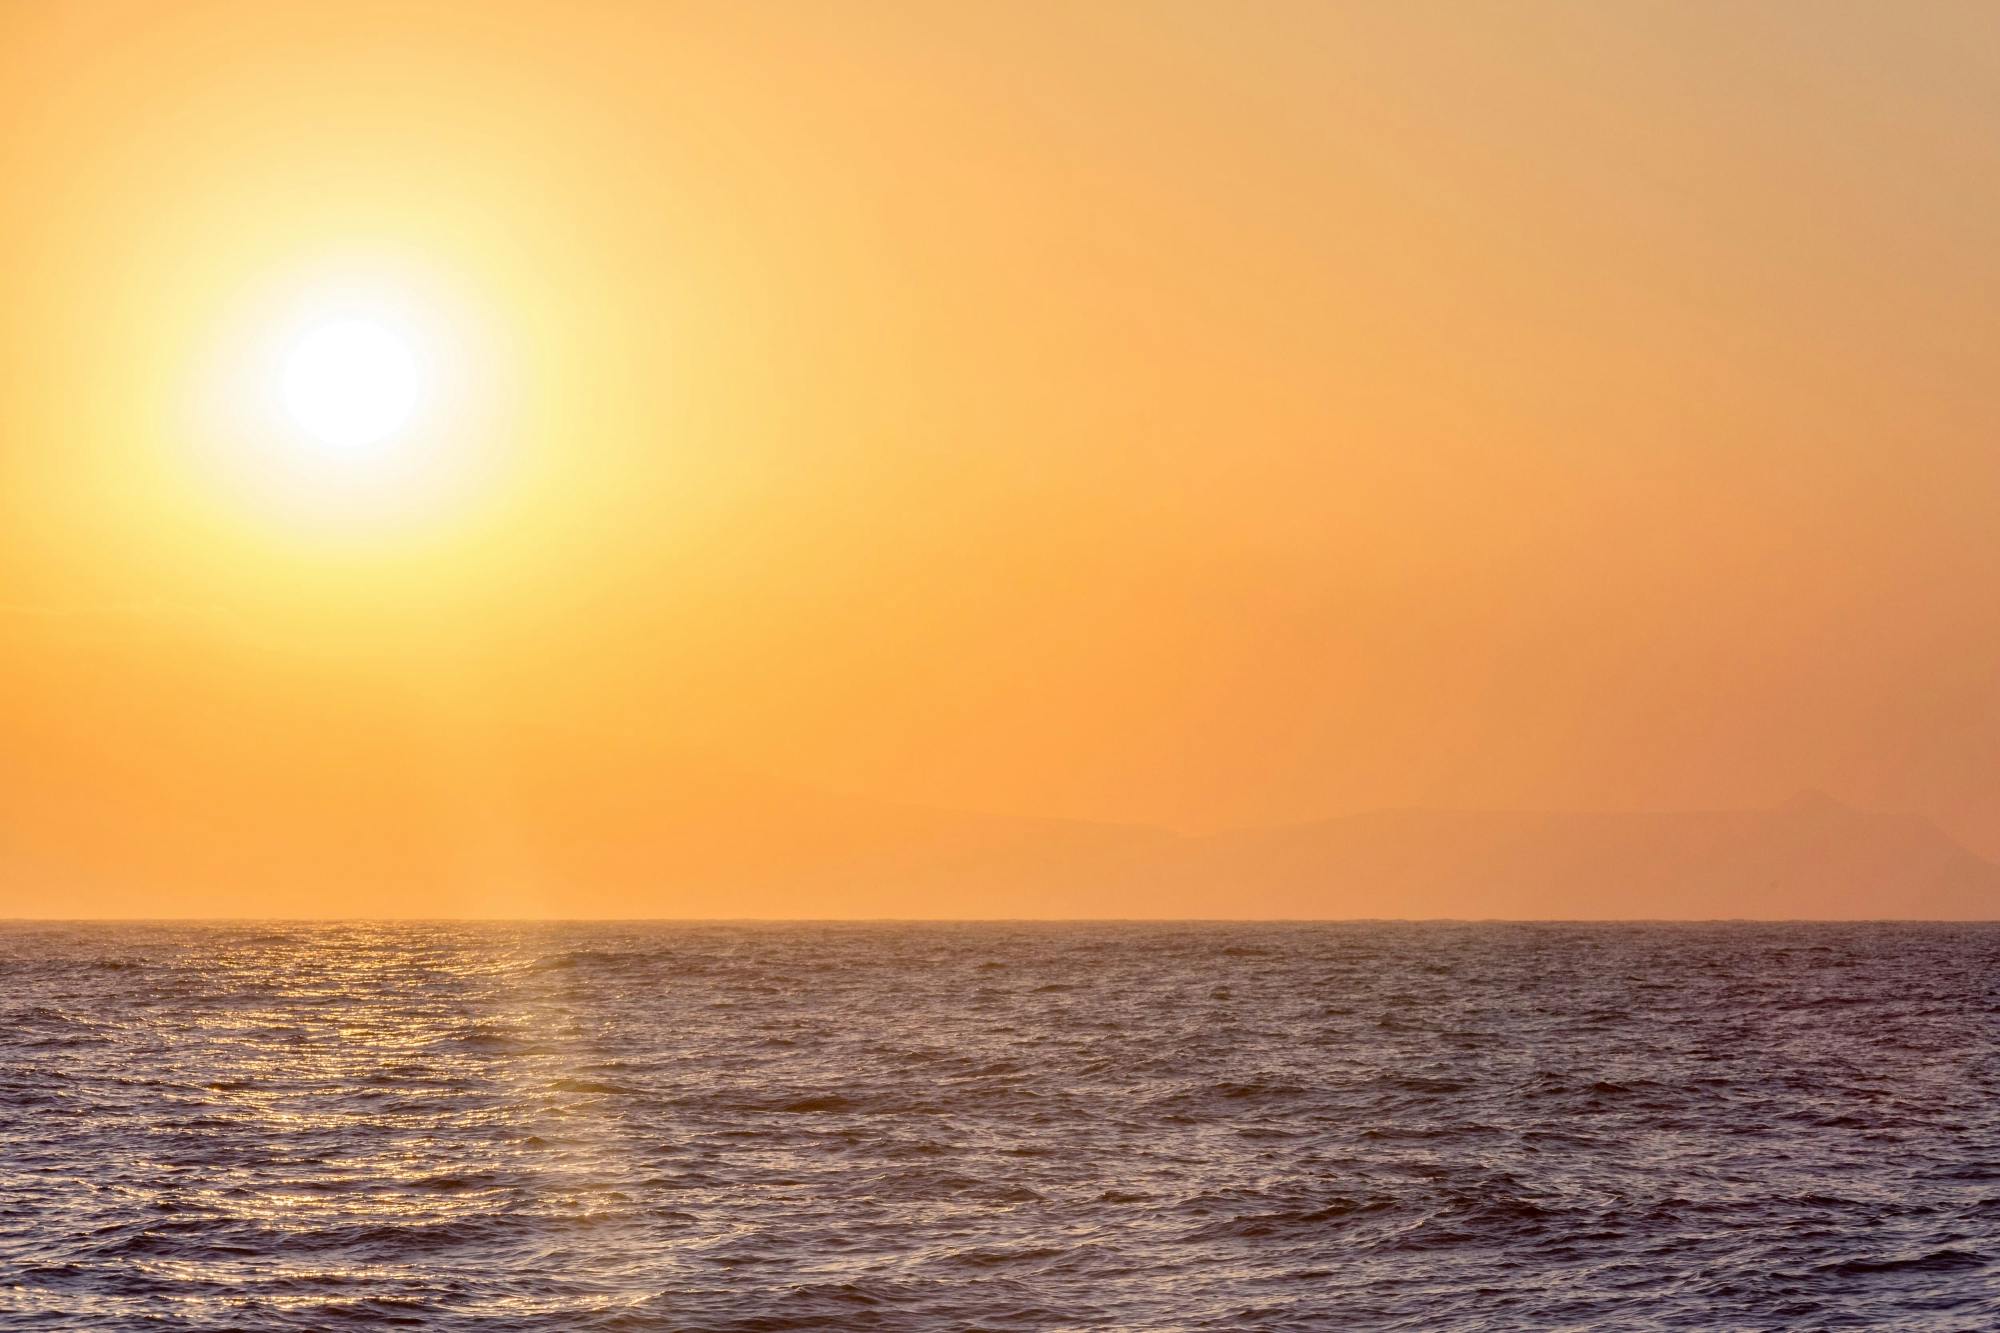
[2,922,1996,1330]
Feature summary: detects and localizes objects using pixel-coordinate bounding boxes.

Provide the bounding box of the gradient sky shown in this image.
[5,2,2000,913]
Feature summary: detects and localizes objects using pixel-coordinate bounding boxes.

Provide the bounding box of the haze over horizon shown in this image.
[6,2,2000,915]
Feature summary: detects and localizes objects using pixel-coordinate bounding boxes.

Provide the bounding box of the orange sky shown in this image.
[4,3,2000,915]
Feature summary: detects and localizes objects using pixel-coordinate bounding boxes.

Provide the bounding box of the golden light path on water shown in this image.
[142,928,668,1324]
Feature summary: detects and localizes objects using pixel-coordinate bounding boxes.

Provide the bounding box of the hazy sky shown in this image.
[5,2,2000,913]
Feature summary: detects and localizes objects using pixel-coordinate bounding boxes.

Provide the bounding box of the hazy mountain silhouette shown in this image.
[3,626,1994,917]
[484,783,2000,920]
[1146,791,2000,920]
[9,735,1998,918]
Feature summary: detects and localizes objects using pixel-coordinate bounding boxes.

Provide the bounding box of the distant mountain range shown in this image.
[569,783,2000,920]
[7,619,1994,917]
[1148,790,2000,921]
[7,714,1997,918]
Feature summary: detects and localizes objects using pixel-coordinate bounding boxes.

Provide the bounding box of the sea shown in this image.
[1,921,1995,1330]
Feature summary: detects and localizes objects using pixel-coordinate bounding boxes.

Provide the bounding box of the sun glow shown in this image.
[281,318,423,451]
[183,265,526,544]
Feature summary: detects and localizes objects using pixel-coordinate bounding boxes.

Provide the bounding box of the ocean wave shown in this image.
[2,920,1997,1329]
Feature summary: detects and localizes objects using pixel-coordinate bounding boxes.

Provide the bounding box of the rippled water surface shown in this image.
[3,922,1998,1330]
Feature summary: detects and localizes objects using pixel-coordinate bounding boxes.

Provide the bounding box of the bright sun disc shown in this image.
[281,318,422,449]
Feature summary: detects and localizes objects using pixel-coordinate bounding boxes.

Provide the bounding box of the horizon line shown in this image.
[5,916,1996,925]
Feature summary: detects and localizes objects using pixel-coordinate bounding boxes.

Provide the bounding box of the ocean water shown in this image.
[1,922,1996,1331]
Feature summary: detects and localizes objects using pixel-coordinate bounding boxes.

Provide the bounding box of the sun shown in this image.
[280,317,424,450]
[188,265,520,541]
